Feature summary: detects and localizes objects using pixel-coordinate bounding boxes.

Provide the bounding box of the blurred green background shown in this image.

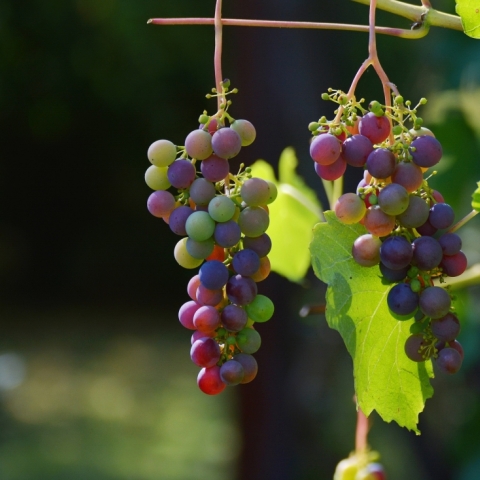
[1,0,480,479]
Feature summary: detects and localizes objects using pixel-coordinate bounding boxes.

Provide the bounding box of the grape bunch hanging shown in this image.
[145,83,275,395]
[309,91,466,375]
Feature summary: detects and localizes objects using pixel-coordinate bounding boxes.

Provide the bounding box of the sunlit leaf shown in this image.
[472,181,480,211]
[310,211,434,433]
[456,0,480,38]
[250,148,322,282]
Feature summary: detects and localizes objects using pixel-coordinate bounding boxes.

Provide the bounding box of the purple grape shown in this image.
[221,304,248,332]
[380,236,413,270]
[178,300,201,330]
[211,127,242,159]
[419,286,451,319]
[405,334,428,362]
[429,203,454,230]
[412,236,443,271]
[214,220,242,248]
[169,206,194,236]
[193,305,221,333]
[200,154,230,182]
[196,284,223,307]
[379,262,409,283]
[185,129,213,160]
[358,112,391,144]
[431,312,460,342]
[438,233,462,255]
[233,353,258,383]
[387,283,419,317]
[410,135,442,167]
[435,347,462,374]
[341,134,373,167]
[314,156,347,181]
[416,219,437,237]
[190,337,221,368]
[391,161,424,193]
[242,234,272,258]
[440,251,467,277]
[366,148,396,179]
[199,260,229,290]
[226,275,258,305]
[147,190,176,218]
[167,159,196,189]
[310,133,341,165]
[220,360,245,385]
[232,249,261,276]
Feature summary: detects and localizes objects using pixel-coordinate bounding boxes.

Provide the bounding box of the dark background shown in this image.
[1,1,480,479]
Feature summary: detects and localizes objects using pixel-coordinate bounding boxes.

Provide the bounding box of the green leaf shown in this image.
[310,211,434,433]
[472,181,480,211]
[456,0,480,38]
[250,148,322,282]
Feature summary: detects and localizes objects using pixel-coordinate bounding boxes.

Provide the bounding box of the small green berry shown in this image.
[321,93,330,101]
[410,279,421,292]
[394,95,404,105]
[308,122,320,131]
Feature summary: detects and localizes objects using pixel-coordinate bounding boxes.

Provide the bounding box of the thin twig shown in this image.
[214,0,224,110]
[147,17,429,39]
[355,408,370,452]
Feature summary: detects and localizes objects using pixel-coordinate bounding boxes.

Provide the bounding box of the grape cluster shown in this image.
[145,84,275,394]
[334,452,386,480]
[310,91,466,375]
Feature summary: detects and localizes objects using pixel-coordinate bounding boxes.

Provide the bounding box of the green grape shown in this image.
[145,165,171,190]
[236,327,261,354]
[266,181,278,204]
[147,139,177,167]
[185,211,216,242]
[245,294,274,323]
[174,238,204,269]
[208,196,236,222]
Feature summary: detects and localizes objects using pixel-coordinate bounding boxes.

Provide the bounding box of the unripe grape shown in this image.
[148,139,177,167]
[230,119,256,146]
[174,238,204,269]
[145,165,171,190]
[334,193,367,224]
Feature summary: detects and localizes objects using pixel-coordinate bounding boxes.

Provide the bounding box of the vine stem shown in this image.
[448,209,479,233]
[214,0,224,110]
[147,17,429,39]
[355,407,370,452]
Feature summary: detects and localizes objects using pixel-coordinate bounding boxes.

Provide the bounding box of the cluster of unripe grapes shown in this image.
[145,85,275,394]
[334,452,386,480]
[310,91,466,375]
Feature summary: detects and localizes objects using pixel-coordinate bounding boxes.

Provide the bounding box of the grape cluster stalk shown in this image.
[310,91,466,375]
[145,84,275,394]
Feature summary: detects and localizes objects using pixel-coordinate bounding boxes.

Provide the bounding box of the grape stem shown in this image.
[214,0,224,111]
[447,209,479,234]
[355,407,370,452]
[148,17,429,38]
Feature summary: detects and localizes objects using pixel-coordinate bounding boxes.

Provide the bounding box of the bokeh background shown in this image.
[1,0,480,479]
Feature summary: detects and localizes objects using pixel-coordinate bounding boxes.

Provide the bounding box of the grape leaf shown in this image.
[456,0,480,38]
[472,181,480,211]
[310,211,434,433]
[250,148,322,282]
